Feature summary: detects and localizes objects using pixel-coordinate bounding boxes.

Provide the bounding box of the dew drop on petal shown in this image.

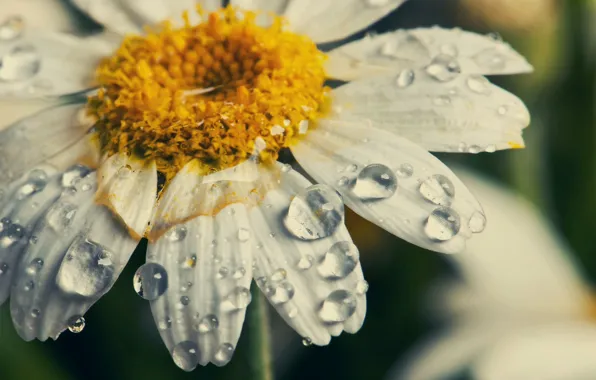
[356,280,369,295]
[466,75,491,94]
[0,44,41,82]
[469,211,487,233]
[25,258,44,275]
[425,54,461,82]
[133,262,169,300]
[424,207,461,241]
[46,202,77,232]
[197,314,219,333]
[317,241,359,280]
[165,225,187,242]
[285,184,344,240]
[440,43,459,57]
[0,16,24,40]
[224,286,252,310]
[418,174,455,206]
[67,315,86,333]
[319,290,357,323]
[296,255,314,270]
[395,69,415,88]
[351,164,397,200]
[237,228,250,242]
[473,48,506,71]
[365,0,390,6]
[172,341,199,372]
[61,164,92,188]
[396,163,414,178]
[213,343,235,366]
[302,337,313,346]
[0,262,8,275]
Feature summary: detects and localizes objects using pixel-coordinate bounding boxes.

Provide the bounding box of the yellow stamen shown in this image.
[88,6,329,182]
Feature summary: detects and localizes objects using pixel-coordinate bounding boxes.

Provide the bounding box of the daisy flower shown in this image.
[392,169,596,380]
[0,0,531,371]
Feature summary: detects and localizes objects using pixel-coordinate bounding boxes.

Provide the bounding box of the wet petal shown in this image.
[292,120,484,254]
[328,68,530,153]
[283,0,406,44]
[249,164,366,345]
[0,32,111,98]
[0,103,96,186]
[326,27,533,81]
[230,0,289,15]
[97,154,158,238]
[5,170,138,341]
[0,0,79,32]
[146,203,252,370]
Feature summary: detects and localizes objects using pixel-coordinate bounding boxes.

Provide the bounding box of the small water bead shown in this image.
[473,48,506,71]
[0,262,8,275]
[267,281,295,304]
[117,164,132,179]
[0,44,41,82]
[213,343,235,366]
[197,314,219,333]
[232,267,246,279]
[497,105,508,115]
[287,306,298,318]
[25,258,44,275]
[57,237,116,297]
[467,145,482,154]
[133,263,169,300]
[433,95,451,106]
[165,225,187,242]
[351,164,398,200]
[270,268,287,282]
[484,145,497,153]
[172,341,200,372]
[0,16,24,40]
[285,184,344,240]
[395,69,415,88]
[418,174,456,206]
[237,228,251,242]
[61,165,92,188]
[466,75,491,94]
[24,280,34,291]
[345,163,358,173]
[468,211,487,233]
[0,222,26,248]
[297,255,314,270]
[158,317,172,330]
[356,280,369,295]
[302,337,313,346]
[319,290,357,323]
[224,286,252,310]
[217,266,229,279]
[317,241,360,280]
[46,202,77,232]
[67,316,86,333]
[30,309,40,318]
[396,163,414,178]
[280,163,292,173]
[425,54,461,82]
[16,169,48,200]
[424,207,461,241]
[180,281,193,292]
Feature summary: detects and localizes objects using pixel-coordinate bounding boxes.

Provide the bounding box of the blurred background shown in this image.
[0,0,591,379]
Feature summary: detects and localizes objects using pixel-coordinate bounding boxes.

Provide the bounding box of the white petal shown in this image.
[326,27,533,81]
[96,154,157,238]
[6,170,138,341]
[0,103,95,186]
[0,100,56,130]
[69,0,143,34]
[249,164,366,345]
[292,120,484,254]
[147,203,252,370]
[283,0,406,44]
[0,0,80,32]
[329,68,530,153]
[443,169,591,319]
[230,0,289,14]
[0,32,111,98]
[473,322,596,380]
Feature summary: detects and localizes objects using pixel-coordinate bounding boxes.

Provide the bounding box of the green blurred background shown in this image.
[0,0,591,379]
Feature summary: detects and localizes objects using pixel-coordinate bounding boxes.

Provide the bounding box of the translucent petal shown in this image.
[326,27,533,81]
[0,0,79,32]
[147,203,252,369]
[292,120,484,254]
[328,68,530,153]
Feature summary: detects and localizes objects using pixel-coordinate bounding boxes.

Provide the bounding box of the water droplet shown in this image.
[182,254,197,269]
[0,16,24,40]
[302,337,313,346]
[433,95,451,106]
[270,268,287,282]
[319,290,357,322]
[356,280,369,295]
[466,75,491,94]
[264,272,295,305]
[288,306,298,318]
[46,202,77,232]
[197,314,219,333]
[0,222,25,248]
[0,262,8,275]
[473,48,506,71]
[61,165,91,188]
[467,145,482,154]
[418,174,455,206]
[224,286,252,310]
[0,44,41,82]
[337,176,349,187]
[497,105,508,115]
[396,163,414,178]
[317,241,359,280]
[217,266,229,279]
[15,169,47,200]
[24,280,34,291]
[425,54,461,82]
[232,267,246,279]
[25,258,43,275]
[468,211,487,233]
[30,308,40,318]
[213,343,235,366]
[285,184,344,240]
[117,164,132,179]
[237,228,251,242]
[165,225,187,242]
[158,317,172,330]
[395,69,415,88]
[280,163,291,173]
[485,145,497,153]
[172,341,199,372]
[365,0,390,6]
[67,315,85,333]
[133,263,168,300]
[297,255,314,270]
[424,207,461,241]
[351,164,398,200]
[178,296,190,307]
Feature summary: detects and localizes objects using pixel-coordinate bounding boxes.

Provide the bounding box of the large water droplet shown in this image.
[351,164,398,200]
[224,286,252,310]
[0,44,41,82]
[395,69,415,88]
[317,241,359,280]
[468,211,487,233]
[67,315,86,333]
[0,16,24,40]
[0,221,25,248]
[297,255,314,270]
[172,341,199,372]
[319,290,357,323]
[466,75,491,94]
[285,184,344,240]
[213,343,235,366]
[425,54,461,82]
[266,280,295,305]
[424,207,461,241]
[133,262,169,300]
[196,314,219,333]
[57,237,116,297]
[440,43,459,57]
[61,165,92,188]
[418,174,455,206]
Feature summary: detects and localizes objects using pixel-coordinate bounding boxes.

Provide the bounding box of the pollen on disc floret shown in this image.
[88,5,330,181]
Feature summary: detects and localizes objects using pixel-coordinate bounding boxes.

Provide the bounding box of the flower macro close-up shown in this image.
[0,0,547,378]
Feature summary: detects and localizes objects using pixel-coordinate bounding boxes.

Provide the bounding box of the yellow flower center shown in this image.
[88,6,329,182]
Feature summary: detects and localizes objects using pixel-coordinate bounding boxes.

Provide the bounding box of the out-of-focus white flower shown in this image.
[0,0,531,371]
[391,169,596,380]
